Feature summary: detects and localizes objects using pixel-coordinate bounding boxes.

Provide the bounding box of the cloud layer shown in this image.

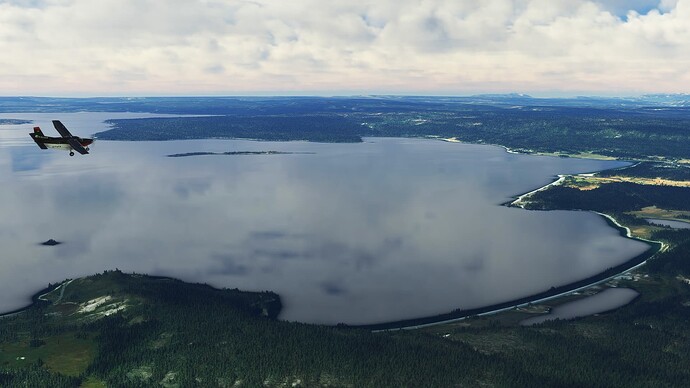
[1,0,688,95]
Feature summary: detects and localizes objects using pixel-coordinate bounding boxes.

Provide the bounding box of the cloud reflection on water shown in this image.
[0,116,650,324]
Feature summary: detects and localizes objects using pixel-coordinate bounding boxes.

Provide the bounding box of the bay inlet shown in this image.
[0,112,650,324]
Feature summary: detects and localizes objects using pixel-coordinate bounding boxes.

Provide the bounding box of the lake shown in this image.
[0,113,650,324]
[520,288,640,325]
[646,218,690,229]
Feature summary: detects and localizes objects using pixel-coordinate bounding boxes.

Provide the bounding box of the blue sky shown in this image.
[601,0,664,15]
[0,0,687,96]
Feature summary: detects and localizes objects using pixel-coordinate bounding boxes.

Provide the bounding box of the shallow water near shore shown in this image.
[0,113,650,324]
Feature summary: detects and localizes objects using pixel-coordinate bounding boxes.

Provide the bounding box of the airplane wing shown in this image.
[53,120,89,154]
[67,138,89,155]
[52,120,73,138]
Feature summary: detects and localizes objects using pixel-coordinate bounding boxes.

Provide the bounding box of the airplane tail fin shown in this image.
[30,127,49,149]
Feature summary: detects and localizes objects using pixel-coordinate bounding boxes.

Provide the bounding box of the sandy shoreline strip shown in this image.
[510,175,566,208]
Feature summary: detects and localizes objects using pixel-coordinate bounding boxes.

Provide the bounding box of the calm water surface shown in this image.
[646,219,690,229]
[0,113,650,324]
[520,288,640,325]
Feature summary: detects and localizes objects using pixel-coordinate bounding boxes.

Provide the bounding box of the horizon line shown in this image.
[1,92,689,100]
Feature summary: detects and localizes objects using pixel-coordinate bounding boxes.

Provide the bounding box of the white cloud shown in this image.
[0,0,688,95]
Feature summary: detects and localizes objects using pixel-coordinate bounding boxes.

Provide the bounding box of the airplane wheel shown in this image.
[69,151,75,156]
[86,147,90,151]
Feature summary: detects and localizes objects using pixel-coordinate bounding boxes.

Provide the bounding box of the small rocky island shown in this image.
[40,239,62,246]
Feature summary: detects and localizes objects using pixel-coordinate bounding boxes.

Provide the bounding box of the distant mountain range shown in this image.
[421,93,690,108]
[635,94,690,107]
[1,94,690,114]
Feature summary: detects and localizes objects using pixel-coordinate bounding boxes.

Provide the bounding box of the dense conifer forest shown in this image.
[97,105,690,159]
[598,162,690,181]
[526,182,690,213]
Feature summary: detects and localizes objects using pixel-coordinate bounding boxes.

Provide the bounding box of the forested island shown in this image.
[94,101,690,160]
[0,118,31,125]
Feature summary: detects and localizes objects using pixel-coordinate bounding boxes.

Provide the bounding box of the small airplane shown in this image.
[30,120,93,156]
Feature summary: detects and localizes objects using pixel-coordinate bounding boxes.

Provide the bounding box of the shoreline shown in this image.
[1,141,664,330]
[509,174,566,208]
[0,282,60,319]
[595,211,668,252]
[3,209,662,330]
[0,278,76,319]
[363,212,661,331]
[361,163,664,331]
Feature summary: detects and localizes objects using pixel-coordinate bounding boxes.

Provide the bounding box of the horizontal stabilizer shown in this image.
[29,133,49,149]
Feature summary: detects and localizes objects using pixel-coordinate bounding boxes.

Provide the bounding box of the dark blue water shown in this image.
[0,113,649,324]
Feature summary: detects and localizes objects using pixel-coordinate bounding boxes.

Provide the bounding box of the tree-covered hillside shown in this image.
[4,265,690,387]
[0,271,526,387]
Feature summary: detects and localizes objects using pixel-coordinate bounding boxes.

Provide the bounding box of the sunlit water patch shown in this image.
[0,113,650,324]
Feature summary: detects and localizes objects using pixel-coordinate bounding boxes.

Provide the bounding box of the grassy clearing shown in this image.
[563,176,690,192]
[80,376,108,387]
[603,176,690,187]
[628,224,658,240]
[630,206,690,221]
[534,151,618,161]
[0,333,96,376]
[44,334,97,376]
[562,176,602,190]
